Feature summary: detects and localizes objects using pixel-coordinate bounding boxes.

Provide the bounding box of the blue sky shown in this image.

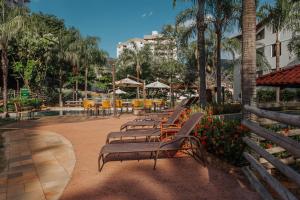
[29,0,273,58]
[29,0,192,58]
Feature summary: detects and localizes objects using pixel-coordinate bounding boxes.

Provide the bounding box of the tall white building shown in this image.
[233,21,299,101]
[255,22,298,70]
[117,31,177,60]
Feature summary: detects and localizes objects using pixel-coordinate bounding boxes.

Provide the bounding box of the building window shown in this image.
[256,29,265,40]
[271,43,281,57]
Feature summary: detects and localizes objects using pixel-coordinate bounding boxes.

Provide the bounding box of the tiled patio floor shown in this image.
[0,129,76,200]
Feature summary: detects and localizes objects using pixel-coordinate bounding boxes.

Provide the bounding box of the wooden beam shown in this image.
[242,120,300,158]
[260,157,296,169]
[244,105,300,127]
[244,137,300,186]
[244,152,298,200]
[242,166,274,200]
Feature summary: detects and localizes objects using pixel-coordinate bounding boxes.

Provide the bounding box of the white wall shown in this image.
[256,25,297,69]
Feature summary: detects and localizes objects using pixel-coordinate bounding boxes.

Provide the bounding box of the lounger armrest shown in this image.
[160,123,181,129]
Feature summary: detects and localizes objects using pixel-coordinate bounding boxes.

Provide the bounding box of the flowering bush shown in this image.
[195,115,250,166]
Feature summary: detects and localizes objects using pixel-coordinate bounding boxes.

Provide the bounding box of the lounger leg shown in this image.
[98,154,105,172]
[153,150,160,170]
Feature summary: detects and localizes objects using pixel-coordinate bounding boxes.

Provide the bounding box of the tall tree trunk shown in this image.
[275,32,280,103]
[216,28,222,104]
[72,85,75,101]
[59,66,63,107]
[197,0,207,108]
[242,0,256,119]
[84,65,88,99]
[75,79,78,101]
[1,47,8,116]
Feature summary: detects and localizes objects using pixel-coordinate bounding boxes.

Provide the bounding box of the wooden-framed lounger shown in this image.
[106,128,161,144]
[134,98,193,121]
[120,107,185,131]
[98,113,206,172]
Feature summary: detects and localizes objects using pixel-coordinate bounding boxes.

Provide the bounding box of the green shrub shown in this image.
[10,98,43,110]
[195,115,249,166]
[208,103,242,115]
[280,90,296,102]
[257,89,276,102]
[296,89,300,100]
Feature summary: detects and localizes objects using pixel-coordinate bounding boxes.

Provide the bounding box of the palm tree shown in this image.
[0,2,22,115]
[207,0,239,104]
[242,0,256,119]
[117,42,151,98]
[76,36,101,99]
[64,29,82,101]
[174,0,207,107]
[258,0,294,103]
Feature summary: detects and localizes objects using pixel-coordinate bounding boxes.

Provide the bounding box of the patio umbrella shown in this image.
[110,88,127,94]
[115,78,142,87]
[145,81,170,89]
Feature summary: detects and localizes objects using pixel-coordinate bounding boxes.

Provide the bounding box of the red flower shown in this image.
[266,143,273,149]
[283,128,289,136]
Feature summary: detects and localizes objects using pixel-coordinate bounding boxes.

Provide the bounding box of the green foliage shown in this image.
[208,103,242,115]
[280,89,296,102]
[11,97,43,109]
[257,89,276,102]
[12,60,37,86]
[297,89,300,99]
[196,115,249,166]
[257,89,298,102]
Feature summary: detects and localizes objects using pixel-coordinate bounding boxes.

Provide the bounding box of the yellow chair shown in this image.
[102,99,111,115]
[132,99,142,112]
[82,99,95,115]
[144,99,153,112]
[115,100,123,112]
[132,99,140,108]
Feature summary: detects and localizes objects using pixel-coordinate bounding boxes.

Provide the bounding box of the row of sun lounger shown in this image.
[98,97,206,172]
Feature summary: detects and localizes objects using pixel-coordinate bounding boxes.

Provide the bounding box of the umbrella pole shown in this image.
[143,81,146,101]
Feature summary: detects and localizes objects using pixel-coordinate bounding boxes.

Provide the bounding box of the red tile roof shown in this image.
[256,64,300,87]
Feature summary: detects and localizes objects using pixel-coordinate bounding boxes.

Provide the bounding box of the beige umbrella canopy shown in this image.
[145,81,170,89]
[110,88,127,94]
[115,78,143,87]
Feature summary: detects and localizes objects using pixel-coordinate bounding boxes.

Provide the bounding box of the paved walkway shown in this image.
[0,115,260,200]
[0,129,76,200]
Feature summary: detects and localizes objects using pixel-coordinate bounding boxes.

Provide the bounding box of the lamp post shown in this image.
[112,64,116,117]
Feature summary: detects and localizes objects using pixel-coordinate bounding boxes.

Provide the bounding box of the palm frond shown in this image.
[175,7,196,27]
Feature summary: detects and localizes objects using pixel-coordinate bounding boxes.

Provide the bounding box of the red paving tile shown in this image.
[3,115,260,200]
